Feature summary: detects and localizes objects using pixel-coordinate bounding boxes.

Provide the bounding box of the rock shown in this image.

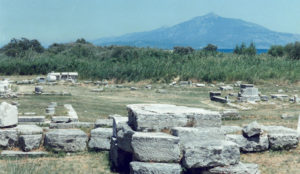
[271,94,289,99]
[0,128,18,148]
[35,86,43,93]
[220,85,233,91]
[44,129,88,152]
[278,89,284,93]
[179,81,191,86]
[226,134,269,152]
[18,116,45,123]
[268,132,298,150]
[203,162,260,174]
[221,109,240,120]
[145,85,152,89]
[211,96,228,103]
[196,83,205,87]
[117,124,135,152]
[95,118,113,128]
[182,140,240,168]
[88,128,112,150]
[1,150,48,157]
[130,162,182,174]
[209,91,222,99]
[111,115,128,137]
[51,116,71,123]
[0,102,18,128]
[110,137,132,172]
[260,95,269,101]
[281,114,295,120]
[49,122,94,129]
[131,132,181,162]
[19,134,42,152]
[171,127,225,145]
[238,87,260,102]
[240,84,254,88]
[242,121,262,138]
[64,104,78,122]
[127,104,221,132]
[221,126,242,134]
[90,88,104,92]
[130,87,138,91]
[15,125,43,135]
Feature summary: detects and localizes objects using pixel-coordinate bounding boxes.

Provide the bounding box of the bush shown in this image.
[234,42,256,56]
[268,45,284,57]
[203,44,217,52]
[269,42,300,60]
[173,46,194,55]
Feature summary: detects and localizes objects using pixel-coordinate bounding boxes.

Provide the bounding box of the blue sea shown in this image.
[218,49,268,54]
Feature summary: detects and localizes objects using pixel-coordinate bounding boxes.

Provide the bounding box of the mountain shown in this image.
[92,13,300,49]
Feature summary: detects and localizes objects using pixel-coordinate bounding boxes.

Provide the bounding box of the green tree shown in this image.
[203,44,217,52]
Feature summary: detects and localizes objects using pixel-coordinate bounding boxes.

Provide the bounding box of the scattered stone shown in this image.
[0,129,18,148]
[203,162,260,174]
[179,81,191,86]
[0,102,18,128]
[268,132,299,150]
[278,89,284,93]
[220,85,233,91]
[234,81,242,87]
[18,116,45,123]
[145,85,152,89]
[130,162,182,174]
[95,118,113,128]
[211,96,228,103]
[15,125,43,135]
[221,126,242,134]
[226,134,269,152]
[209,91,221,99]
[35,86,43,94]
[1,150,49,157]
[196,83,205,87]
[271,94,289,99]
[182,140,240,168]
[64,104,78,122]
[44,129,88,152]
[260,95,269,101]
[90,88,104,92]
[131,132,181,162]
[88,128,113,150]
[19,134,42,151]
[49,122,94,129]
[51,116,71,123]
[240,84,254,89]
[281,114,295,120]
[130,87,138,91]
[221,109,240,120]
[238,86,260,102]
[116,85,124,88]
[169,81,176,86]
[127,104,221,131]
[111,115,128,137]
[242,121,262,138]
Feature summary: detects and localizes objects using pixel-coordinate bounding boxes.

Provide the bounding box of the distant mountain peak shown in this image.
[93,14,300,49]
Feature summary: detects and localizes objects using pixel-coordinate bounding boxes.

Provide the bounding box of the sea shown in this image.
[218,49,268,54]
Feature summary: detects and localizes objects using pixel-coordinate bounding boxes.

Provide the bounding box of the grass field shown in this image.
[0,75,300,174]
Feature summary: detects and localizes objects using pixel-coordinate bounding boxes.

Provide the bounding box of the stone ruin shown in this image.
[1,101,299,173]
[47,72,78,82]
[237,84,260,102]
[0,79,17,98]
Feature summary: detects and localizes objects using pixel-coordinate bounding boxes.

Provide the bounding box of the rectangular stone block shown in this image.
[18,116,45,123]
[131,132,181,162]
[182,140,240,168]
[127,104,221,131]
[202,162,260,174]
[0,102,18,128]
[130,162,182,174]
[0,128,18,148]
[1,150,49,157]
[49,122,94,129]
[88,128,113,150]
[95,118,113,128]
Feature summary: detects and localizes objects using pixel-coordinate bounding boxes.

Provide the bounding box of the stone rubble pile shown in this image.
[109,104,260,174]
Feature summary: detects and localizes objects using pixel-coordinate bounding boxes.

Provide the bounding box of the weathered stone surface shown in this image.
[221,126,242,134]
[15,125,43,135]
[117,124,135,152]
[127,104,221,131]
[88,128,113,150]
[221,109,240,120]
[19,134,42,151]
[220,86,233,91]
[0,102,18,128]
[240,84,254,88]
[209,91,221,99]
[95,118,113,128]
[49,122,94,129]
[0,128,18,148]
[268,133,298,150]
[1,150,49,157]
[110,115,128,137]
[242,121,262,138]
[131,132,181,162]
[226,134,269,152]
[196,83,205,87]
[211,96,228,103]
[51,116,71,123]
[18,116,45,123]
[182,140,240,168]
[44,129,88,152]
[203,162,260,174]
[171,127,225,145]
[64,104,78,122]
[130,162,182,174]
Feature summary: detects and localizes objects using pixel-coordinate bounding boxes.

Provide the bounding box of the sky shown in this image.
[0,0,300,46]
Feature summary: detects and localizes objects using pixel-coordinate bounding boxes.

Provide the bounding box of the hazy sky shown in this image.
[1,0,300,46]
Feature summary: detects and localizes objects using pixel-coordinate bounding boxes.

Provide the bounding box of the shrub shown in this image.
[173,46,194,55]
[203,44,217,52]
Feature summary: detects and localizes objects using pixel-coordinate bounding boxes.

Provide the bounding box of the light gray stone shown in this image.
[0,102,18,128]
[242,121,262,138]
[268,132,298,150]
[95,118,113,128]
[0,128,18,148]
[15,125,43,135]
[44,129,88,152]
[49,122,94,129]
[221,109,240,120]
[171,127,225,145]
[220,85,233,91]
[19,134,42,152]
[51,116,71,123]
[131,132,181,162]
[182,140,240,168]
[18,116,45,123]
[221,126,242,134]
[111,115,128,137]
[130,162,182,174]
[226,134,269,152]
[203,162,260,174]
[196,83,205,87]
[117,124,135,152]
[88,128,113,150]
[64,104,78,122]
[127,104,221,131]
[1,150,48,157]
